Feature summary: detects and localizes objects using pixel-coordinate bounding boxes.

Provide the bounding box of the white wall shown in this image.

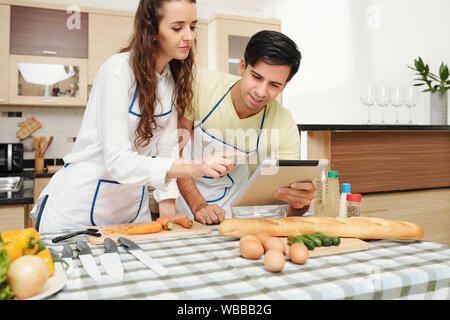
[2,0,449,160]
[269,0,450,124]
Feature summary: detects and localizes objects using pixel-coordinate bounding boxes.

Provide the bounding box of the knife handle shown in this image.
[62,243,73,258]
[104,237,119,253]
[76,240,92,255]
[117,237,140,250]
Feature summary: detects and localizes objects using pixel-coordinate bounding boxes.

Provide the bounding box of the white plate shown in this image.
[27,267,67,300]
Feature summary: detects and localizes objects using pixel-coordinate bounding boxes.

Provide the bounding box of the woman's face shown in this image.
[157,0,197,62]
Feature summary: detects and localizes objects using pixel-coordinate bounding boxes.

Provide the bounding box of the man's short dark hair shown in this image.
[244,30,301,81]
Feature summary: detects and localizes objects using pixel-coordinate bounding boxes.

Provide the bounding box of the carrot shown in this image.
[125,222,162,235]
[173,218,194,229]
[156,217,174,230]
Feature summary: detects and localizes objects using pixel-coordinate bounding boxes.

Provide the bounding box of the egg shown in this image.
[263,237,285,254]
[264,250,285,272]
[288,243,309,265]
[240,240,264,260]
[240,234,259,244]
[255,233,271,246]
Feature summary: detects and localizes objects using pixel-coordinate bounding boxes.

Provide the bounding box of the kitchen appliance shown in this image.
[0,143,24,173]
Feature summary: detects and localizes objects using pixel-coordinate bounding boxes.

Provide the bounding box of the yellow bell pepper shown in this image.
[0,239,22,263]
[36,249,55,277]
[0,229,23,244]
[17,228,40,255]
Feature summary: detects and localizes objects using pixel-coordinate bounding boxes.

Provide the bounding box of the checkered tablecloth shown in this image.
[39,226,450,300]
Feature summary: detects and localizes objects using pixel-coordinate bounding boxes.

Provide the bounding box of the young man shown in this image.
[176,30,315,224]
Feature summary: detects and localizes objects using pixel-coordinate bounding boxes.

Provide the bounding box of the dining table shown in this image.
[37,225,450,300]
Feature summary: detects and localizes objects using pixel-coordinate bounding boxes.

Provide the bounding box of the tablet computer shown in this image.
[232,159,326,207]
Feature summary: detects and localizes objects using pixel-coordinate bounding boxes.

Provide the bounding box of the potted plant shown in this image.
[408,57,450,125]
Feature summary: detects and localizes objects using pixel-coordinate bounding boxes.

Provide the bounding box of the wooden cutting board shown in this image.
[87,221,212,244]
[282,237,370,258]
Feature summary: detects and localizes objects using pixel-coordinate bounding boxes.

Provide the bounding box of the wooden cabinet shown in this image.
[10,5,88,58]
[307,129,450,193]
[193,20,208,70]
[0,4,9,104]
[9,54,88,106]
[88,13,134,85]
[206,14,280,74]
[0,205,29,231]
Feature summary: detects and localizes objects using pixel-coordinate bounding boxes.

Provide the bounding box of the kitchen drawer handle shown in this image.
[42,50,57,55]
[42,99,57,103]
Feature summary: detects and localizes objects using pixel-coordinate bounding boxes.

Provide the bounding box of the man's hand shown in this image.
[194,203,226,225]
[273,181,316,216]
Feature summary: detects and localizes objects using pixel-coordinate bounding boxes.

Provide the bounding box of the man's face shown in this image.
[238,59,291,114]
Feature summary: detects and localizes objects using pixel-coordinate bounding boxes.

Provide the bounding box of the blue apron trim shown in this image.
[128,86,177,118]
[194,82,237,129]
[35,194,49,232]
[128,86,140,117]
[205,173,234,204]
[130,186,146,223]
[89,180,145,226]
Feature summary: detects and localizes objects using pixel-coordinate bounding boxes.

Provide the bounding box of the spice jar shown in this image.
[346,193,362,217]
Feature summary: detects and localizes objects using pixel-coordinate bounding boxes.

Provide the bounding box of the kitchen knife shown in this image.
[61,243,74,274]
[75,240,102,281]
[49,248,65,272]
[99,238,124,281]
[118,237,168,276]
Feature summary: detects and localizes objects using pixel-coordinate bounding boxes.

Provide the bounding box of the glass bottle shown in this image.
[313,159,328,216]
[325,171,340,217]
[347,193,362,217]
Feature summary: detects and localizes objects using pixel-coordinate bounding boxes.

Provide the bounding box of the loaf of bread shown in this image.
[218,216,424,240]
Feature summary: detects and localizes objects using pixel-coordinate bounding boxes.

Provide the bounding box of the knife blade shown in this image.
[99,238,124,281]
[118,237,168,276]
[75,240,102,281]
[61,243,74,274]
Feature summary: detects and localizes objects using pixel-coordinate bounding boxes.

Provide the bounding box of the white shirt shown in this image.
[64,52,180,201]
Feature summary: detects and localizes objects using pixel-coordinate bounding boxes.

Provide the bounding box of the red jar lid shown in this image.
[347,193,362,202]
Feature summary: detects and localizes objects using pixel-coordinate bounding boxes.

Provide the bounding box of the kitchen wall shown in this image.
[270,0,450,124]
[1,0,449,160]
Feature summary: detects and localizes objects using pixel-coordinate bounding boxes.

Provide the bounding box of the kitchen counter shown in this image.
[300,124,450,193]
[0,172,34,205]
[36,226,450,300]
[297,124,450,131]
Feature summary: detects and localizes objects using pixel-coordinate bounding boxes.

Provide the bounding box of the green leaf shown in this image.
[423,88,433,92]
[413,83,425,86]
[417,57,425,70]
[440,65,449,82]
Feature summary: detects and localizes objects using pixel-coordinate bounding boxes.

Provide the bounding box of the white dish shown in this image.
[27,267,67,300]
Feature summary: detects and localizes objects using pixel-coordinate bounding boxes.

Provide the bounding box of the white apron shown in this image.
[33,86,175,232]
[176,82,267,219]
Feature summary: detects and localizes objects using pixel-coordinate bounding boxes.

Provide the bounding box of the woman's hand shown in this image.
[166,152,246,180]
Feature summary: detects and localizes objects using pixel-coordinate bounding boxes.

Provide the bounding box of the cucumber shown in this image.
[313,232,332,246]
[303,234,322,247]
[315,232,341,246]
[329,236,341,246]
[298,235,315,250]
[288,235,304,245]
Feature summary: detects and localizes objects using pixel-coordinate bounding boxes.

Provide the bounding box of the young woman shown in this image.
[31,0,234,232]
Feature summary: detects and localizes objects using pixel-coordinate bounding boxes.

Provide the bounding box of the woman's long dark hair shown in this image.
[120,0,196,148]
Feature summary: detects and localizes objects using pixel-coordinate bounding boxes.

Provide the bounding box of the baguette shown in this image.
[218,216,424,240]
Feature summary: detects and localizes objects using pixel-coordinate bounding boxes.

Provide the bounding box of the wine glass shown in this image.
[404,86,419,124]
[361,85,376,124]
[391,86,404,124]
[376,85,391,124]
